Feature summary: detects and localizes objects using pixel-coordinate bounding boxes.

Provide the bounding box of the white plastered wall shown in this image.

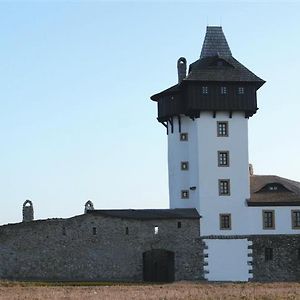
[203,239,252,281]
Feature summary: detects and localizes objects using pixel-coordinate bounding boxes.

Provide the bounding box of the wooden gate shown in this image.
[143,249,175,282]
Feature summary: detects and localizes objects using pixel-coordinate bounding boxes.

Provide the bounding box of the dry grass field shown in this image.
[0,281,300,300]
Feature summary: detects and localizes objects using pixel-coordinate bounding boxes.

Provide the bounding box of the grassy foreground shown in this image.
[0,281,299,300]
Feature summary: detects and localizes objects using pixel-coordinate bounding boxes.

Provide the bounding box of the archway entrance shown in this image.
[143,249,175,282]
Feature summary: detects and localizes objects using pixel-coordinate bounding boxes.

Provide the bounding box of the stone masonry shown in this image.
[0,212,204,281]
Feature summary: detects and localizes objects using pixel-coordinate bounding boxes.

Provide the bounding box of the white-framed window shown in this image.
[292,210,300,229]
[219,179,230,195]
[221,86,227,94]
[217,121,228,137]
[238,87,244,94]
[218,151,229,167]
[263,210,275,229]
[220,214,231,230]
[202,86,208,94]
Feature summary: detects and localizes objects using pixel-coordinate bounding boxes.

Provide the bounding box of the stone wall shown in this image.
[250,235,300,282]
[0,214,204,281]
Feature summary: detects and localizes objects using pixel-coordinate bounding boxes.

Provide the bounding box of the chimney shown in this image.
[177,57,187,83]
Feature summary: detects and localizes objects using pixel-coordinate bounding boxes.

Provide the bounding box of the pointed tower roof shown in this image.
[200,26,232,58]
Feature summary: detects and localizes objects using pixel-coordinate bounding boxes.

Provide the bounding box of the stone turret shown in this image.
[22,200,34,222]
[84,200,94,213]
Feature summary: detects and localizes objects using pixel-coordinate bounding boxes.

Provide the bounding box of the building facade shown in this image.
[151,26,300,281]
[0,26,299,282]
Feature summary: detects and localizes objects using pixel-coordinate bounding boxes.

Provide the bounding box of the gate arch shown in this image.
[143,249,175,282]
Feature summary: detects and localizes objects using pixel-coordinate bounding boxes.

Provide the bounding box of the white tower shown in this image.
[151,27,265,237]
[151,26,265,281]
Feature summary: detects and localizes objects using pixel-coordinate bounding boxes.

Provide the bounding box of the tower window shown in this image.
[219,179,230,196]
[180,133,188,141]
[263,210,275,229]
[265,248,273,261]
[218,151,229,167]
[297,248,300,260]
[238,87,244,94]
[181,161,189,170]
[177,221,182,228]
[125,227,129,235]
[217,121,228,137]
[220,214,231,230]
[181,190,189,199]
[154,226,159,235]
[292,210,300,229]
[221,86,227,94]
[202,86,208,94]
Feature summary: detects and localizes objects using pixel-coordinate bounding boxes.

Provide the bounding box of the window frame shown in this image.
[181,161,189,171]
[221,86,227,95]
[262,210,275,230]
[219,179,231,196]
[202,86,208,94]
[180,133,188,141]
[217,121,229,137]
[238,87,245,95]
[292,210,300,229]
[218,151,230,167]
[181,190,189,199]
[265,247,273,261]
[219,213,232,230]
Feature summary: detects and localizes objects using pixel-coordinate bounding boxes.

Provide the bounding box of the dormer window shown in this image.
[238,87,244,94]
[269,185,278,191]
[256,183,292,193]
[202,86,208,94]
[221,86,227,94]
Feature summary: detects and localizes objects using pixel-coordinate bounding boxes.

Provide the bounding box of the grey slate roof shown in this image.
[248,175,300,206]
[200,26,232,58]
[86,208,200,220]
[186,55,265,84]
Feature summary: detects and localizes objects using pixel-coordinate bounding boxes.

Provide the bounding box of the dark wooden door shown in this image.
[143,249,175,282]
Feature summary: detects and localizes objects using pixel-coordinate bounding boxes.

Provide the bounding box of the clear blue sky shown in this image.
[1,1,299,225]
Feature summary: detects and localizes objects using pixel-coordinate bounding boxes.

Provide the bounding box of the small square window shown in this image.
[177,221,182,228]
[221,86,227,94]
[181,161,189,170]
[219,179,230,196]
[218,151,229,167]
[180,133,188,141]
[292,210,300,229]
[202,86,208,94]
[238,87,244,94]
[217,121,228,137]
[181,190,189,199]
[265,247,273,261]
[220,214,231,230]
[263,210,275,229]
